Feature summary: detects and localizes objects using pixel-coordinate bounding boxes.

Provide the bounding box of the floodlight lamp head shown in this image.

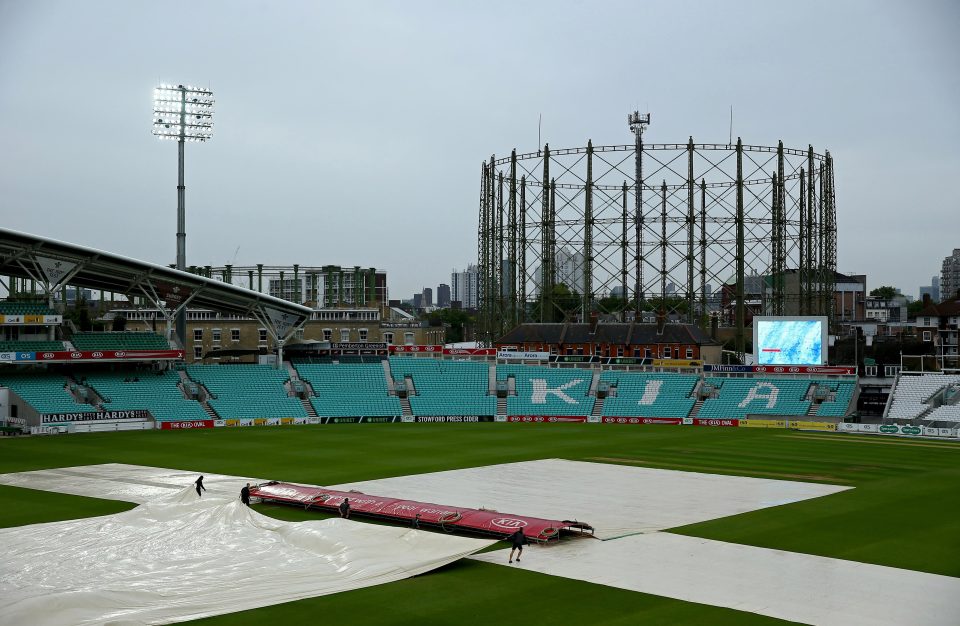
[152,83,215,142]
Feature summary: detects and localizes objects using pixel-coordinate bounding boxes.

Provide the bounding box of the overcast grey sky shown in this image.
[1,0,958,301]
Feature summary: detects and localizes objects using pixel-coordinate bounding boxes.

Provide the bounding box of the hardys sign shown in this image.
[42,410,151,423]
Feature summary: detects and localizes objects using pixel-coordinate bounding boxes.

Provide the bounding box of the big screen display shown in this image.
[752,316,827,365]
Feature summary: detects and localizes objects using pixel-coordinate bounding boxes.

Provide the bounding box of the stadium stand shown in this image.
[295,361,402,417]
[84,371,209,422]
[186,364,307,420]
[600,371,697,417]
[0,340,66,352]
[698,378,812,418]
[390,357,495,416]
[71,332,170,351]
[887,374,960,422]
[0,302,56,315]
[0,373,95,414]
[815,380,856,417]
[498,365,594,416]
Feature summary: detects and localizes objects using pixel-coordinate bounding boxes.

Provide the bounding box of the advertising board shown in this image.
[498,351,550,360]
[41,410,151,423]
[600,417,683,425]
[160,420,214,430]
[693,418,740,427]
[414,416,494,423]
[739,419,787,429]
[506,415,588,423]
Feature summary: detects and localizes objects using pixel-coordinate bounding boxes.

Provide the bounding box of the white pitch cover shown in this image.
[471,533,960,626]
[333,458,852,538]
[0,487,492,626]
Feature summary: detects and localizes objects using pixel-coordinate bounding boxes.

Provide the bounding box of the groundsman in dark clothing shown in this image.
[508,529,527,563]
[195,475,206,498]
[240,483,251,506]
[339,498,350,519]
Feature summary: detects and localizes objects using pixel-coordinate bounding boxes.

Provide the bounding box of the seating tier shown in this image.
[0,341,66,352]
[600,372,697,417]
[85,371,208,422]
[297,362,401,417]
[71,332,169,351]
[498,365,594,416]
[391,357,495,416]
[699,378,812,418]
[187,365,307,420]
[0,373,94,414]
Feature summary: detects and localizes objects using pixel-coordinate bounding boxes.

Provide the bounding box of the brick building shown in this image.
[495,321,721,362]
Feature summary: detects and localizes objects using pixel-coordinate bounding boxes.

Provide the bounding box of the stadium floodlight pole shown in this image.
[152,84,214,346]
[628,111,650,315]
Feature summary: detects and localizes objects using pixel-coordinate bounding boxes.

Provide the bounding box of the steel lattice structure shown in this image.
[477,133,837,356]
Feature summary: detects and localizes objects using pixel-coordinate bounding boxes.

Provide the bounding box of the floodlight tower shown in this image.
[628,111,650,311]
[152,84,214,345]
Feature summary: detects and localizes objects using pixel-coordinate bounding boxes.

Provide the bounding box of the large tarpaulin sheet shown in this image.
[471,533,960,626]
[332,458,851,539]
[0,463,264,504]
[0,487,492,625]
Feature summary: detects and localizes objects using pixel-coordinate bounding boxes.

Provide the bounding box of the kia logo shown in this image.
[43,352,55,359]
[115,351,125,357]
[491,518,527,529]
[71,352,82,359]
[92,352,103,358]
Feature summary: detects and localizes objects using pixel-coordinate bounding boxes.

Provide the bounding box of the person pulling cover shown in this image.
[508,529,527,563]
[195,475,206,498]
[339,498,350,519]
[240,483,251,506]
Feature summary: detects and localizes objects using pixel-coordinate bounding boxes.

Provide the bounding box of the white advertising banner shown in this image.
[497,351,550,360]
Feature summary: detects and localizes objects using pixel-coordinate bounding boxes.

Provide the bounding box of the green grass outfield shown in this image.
[2,424,958,625]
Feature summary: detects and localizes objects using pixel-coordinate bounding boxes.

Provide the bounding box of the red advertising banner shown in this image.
[160,420,214,430]
[601,417,683,425]
[692,418,740,427]
[390,345,442,353]
[506,415,589,423]
[33,350,184,362]
[752,365,856,375]
[442,347,497,356]
[705,365,856,375]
